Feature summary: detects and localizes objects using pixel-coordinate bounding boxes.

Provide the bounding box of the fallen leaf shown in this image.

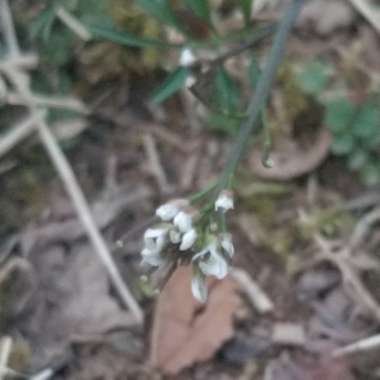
[298,0,355,35]
[266,354,354,380]
[17,243,134,369]
[150,266,242,374]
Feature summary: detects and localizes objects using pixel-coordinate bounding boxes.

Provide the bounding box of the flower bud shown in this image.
[191,269,207,303]
[155,199,188,221]
[214,190,234,212]
[180,228,197,251]
[174,210,193,233]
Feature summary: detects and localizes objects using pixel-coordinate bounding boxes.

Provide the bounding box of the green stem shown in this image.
[218,0,305,190]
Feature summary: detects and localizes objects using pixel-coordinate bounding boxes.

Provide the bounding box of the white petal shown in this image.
[221,233,234,258]
[174,211,193,233]
[144,226,168,252]
[156,203,179,221]
[169,229,181,244]
[180,229,197,251]
[199,248,228,279]
[214,190,234,212]
[191,270,208,303]
[144,227,167,240]
[141,248,163,267]
[179,48,196,67]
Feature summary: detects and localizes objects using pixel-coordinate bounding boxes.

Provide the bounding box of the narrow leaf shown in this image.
[135,0,180,29]
[151,67,191,104]
[184,0,211,22]
[88,25,179,49]
[248,54,261,88]
[239,0,253,25]
[215,66,240,114]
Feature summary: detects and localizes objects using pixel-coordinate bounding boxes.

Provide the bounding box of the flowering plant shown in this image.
[141,190,234,302]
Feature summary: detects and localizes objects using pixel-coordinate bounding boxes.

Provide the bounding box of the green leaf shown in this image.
[330,134,355,155]
[324,98,356,134]
[239,0,253,25]
[248,54,261,88]
[360,163,380,186]
[207,112,241,135]
[297,61,332,96]
[135,0,180,29]
[214,66,240,115]
[30,6,57,42]
[151,67,191,104]
[347,149,368,171]
[88,25,178,49]
[352,102,380,141]
[184,0,210,22]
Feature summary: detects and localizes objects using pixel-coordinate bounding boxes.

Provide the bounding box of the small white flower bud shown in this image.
[174,211,193,233]
[155,199,188,221]
[185,75,196,88]
[144,226,169,253]
[214,190,234,212]
[169,229,181,244]
[191,269,208,303]
[220,233,234,258]
[141,248,163,267]
[198,244,228,279]
[179,48,196,67]
[180,228,197,251]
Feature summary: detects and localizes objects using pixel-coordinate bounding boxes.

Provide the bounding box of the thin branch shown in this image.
[349,206,380,251]
[333,333,380,357]
[219,0,305,189]
[56,6,92,41]
[0,115,39,158]
[0,337,12,380]
[4,92,89,113]
[348,0,380,35]
[0,0,143,324]
[0,0,20,56]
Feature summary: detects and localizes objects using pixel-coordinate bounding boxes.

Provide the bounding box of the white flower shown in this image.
[220,233,234,258]
[180,228,197,251]
[194,242,228,280]
[143,226,169,254]
[191,269,208,303]
[185,75,196,88]
[169,229,181,244]
[141,248,164,267]
[174,211,193,233]
[155,199,188,221]
[179,48,196,67]
[214,190,234,212]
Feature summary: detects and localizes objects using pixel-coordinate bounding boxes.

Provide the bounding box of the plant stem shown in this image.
[219,0,305,190]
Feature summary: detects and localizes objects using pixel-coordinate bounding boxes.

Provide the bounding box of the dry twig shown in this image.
[230,267,274,314]
[0,337,12,380]
[333,333,380,358]
[0,0,143,323]
[348,0,380,34]
[313,234,380,321]
[143,133,173,193]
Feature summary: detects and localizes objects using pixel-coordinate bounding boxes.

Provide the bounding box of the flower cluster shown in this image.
[141,190,235,303]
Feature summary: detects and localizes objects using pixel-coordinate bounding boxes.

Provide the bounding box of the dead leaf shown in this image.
[298,0,355,35]
[150,266,242,375]
[18,243,134,369]
[265,354,354,380]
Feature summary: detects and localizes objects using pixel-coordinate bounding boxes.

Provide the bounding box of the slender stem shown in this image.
[219,0,305,190]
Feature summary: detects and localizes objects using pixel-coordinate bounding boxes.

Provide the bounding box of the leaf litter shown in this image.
[150,266,242,375]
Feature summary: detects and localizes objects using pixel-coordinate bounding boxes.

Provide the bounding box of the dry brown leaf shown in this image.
[150,266,242,375]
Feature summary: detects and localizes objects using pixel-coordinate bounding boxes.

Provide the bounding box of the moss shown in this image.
[278,64,309,122]
[8,339,31,373]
